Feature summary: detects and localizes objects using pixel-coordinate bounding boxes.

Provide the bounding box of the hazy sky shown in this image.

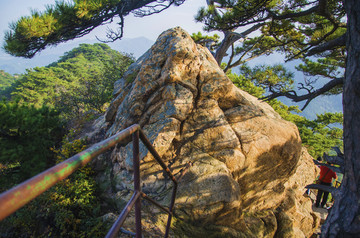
[0,0,207,46]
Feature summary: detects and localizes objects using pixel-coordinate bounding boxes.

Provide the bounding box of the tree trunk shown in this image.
[321,0,360,237]
[214,31,241,65]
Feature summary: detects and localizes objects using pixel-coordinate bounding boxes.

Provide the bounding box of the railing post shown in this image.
[133,130,142,238]
[164,184,177,238]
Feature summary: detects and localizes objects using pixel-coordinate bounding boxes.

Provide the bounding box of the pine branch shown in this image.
[4,0,183,58]
[214,23,265,64]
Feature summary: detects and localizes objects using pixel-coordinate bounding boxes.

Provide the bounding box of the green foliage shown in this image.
[0,135,107,238]
[196,0,346,104]
[271,98,343,157]
[0,70,15,91]
[196,0,279,31]
[0,42,132,196]
[12,66,67,106]
[0,100,64,183]
[294,112,343,157]
[54,42,124,63]
[228,70,265,98]
[4,0,120,58]
[0,70,19,99]
[12,43,134,119]
[296,57,344,96]
[191,31,219,42]
[3,0,177,58]
[2,15,133,238]
[191,31,220,51]
[237,63,295,93]
[0,44,125,235]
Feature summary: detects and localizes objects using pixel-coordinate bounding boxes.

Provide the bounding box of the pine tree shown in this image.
[195,0,345,109]
[3,0,185,58]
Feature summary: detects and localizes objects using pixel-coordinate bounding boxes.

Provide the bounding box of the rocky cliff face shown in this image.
[93,27,319,237]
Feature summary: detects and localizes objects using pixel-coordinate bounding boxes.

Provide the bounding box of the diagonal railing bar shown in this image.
[0,124,178,238]
[0,124,139,221]
[140,192,171,214]
[138,129,178,238]
[139,130,178,184]
[106,191,141,238]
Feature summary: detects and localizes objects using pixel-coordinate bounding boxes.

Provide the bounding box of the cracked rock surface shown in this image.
[94,27,319,237]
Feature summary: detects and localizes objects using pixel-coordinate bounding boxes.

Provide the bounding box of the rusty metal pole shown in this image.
[133,130,142,238]
[105,191,141,238]
[164,184,177,238]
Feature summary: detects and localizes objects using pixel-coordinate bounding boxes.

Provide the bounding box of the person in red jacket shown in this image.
[315,164,338,208]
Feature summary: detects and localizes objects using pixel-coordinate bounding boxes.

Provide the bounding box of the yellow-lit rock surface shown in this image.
[94,27,319,237]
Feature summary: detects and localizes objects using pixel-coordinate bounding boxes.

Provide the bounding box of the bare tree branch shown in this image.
[224,44,235,72]
[313,159,344,173]
[306,34,346,56]
[227,46,269,71]
[268,5,319,20]
[263,77,343,110]
[214,23,266,64]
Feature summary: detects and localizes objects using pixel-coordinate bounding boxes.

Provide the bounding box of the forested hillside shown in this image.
[0,70,19,99]
[0,70,15,89]
[0,43,134,237]
[1,42,134,181]
[0,37,153,75]
[6,43,134,118]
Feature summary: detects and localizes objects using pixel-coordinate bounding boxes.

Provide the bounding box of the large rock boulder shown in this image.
[94,27,319,237]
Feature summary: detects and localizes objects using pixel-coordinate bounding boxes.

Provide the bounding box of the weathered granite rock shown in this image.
[94,27,319,237]
[273,148,320,238]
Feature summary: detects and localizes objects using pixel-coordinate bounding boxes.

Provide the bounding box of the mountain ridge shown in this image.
[0,37,154,75]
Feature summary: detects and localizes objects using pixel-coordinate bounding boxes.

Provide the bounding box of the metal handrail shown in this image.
[0,124,178,238]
